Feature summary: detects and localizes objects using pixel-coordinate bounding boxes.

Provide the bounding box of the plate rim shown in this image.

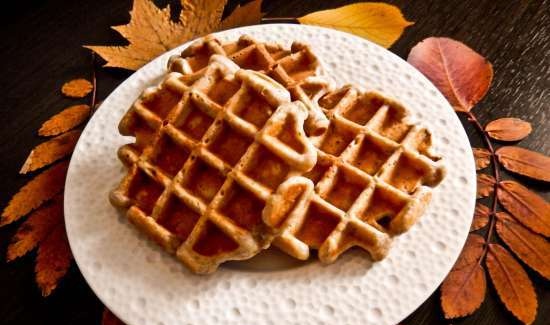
[65,23,476,325]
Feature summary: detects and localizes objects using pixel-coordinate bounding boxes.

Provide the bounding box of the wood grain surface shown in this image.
[0,0,548,324]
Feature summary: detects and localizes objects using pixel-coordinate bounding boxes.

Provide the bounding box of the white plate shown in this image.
[65,24,475,325]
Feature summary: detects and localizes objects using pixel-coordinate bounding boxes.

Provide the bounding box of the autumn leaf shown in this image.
[102,308,126,325]
[496,212,550,280]
[486,244,537,325]
[485,118,532,142]
[6,195,63,262]
[20,130,81,174]
[297,3,413,48]
[471,203,490,232]
[35,223,72,296]
[39,104,90,137]
[85,0,227,70]
[472,148,491,170]
[407,37,493,112]
[441,234,486,318]
[476,173,495,198]
[1,161,69,226]
[497,180,550,236]
[61,79,93,98]
[220,0,263,30]
[496,146,550,182]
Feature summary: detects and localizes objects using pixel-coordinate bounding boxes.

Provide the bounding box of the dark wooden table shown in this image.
[1,0,548,324]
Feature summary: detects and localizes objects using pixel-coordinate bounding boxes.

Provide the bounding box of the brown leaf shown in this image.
[441,234,486,318]
[496,212,550,280]
[61,78,93,98]
[35,223,72,296]
[102,308,126,325]
[485,118,532,141]
[476,173,495,198]
[472,147,491,170]
[6,195,63,261]
[471,203,490,231]
[454,234,485,269]
[486,244,537,325]
[496,146,550,182]
[20,130,81,174]
[1,161,69,226]
[220,0,263,30]
[85,0,227,70]
[407,37,493,112]
[297,3,413,48]
[498,180,550,236]
[38,104,90,137]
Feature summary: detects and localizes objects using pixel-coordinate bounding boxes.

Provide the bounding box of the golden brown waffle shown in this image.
[110,55,318,274]
[263,86,446,263]
[168,34,331,136]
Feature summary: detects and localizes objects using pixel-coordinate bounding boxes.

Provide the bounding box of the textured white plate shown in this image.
[65,24,476,325]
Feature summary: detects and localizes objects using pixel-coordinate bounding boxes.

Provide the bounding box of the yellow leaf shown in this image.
[61,78,93,98]
[38,104,91,137]
[85,0,227,70]
[297,2,413,48]
[220,0,263,30]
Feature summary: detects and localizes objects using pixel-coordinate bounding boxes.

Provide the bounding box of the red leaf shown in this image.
[38,104,90,137]
[102,307,126,325]
[485,118,532,141]
[472,147,491,170]
[476,173,495,198]
[471,203,490,232]
[498,180,550,236]
[35,223,72,296]
[496,212,550,280]
[407,37,493,112]
[486,244,537,325]
[441,234,486,318]
[496,146,550,182]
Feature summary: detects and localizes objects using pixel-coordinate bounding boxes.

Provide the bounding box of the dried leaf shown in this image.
[407,37,493,112]
[297,3,413,48]
[498,180,550,236]
[485,118,532,142]
[471,203,490,232]
[102,308,126,325]
[38,104,90,137]
[454,234,485,269]
[6,195,63,261]
[1,161,69,226]
[441,234,486,318]
[220,0,263,30]
[35,223,72,296]
[476,173,495,198]
[486,244,537,325]
[472,147,491,170]
[496,146,550,182]
[496,212,550,279]
[85,0,227,70]
[61,79,93,98]
[20,130,81,174]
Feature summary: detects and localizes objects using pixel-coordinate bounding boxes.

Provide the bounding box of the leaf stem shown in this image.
[89,53,98,114]
[261,17,299,23]
[466,111,500,262]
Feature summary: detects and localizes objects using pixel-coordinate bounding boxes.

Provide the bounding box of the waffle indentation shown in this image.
[296,202,340,248]
[231,92,273,128]
[175,102,214,140]
[360,186,407,231]
[351,135,394,175]
[244,146,289,190]
[324,168,369,211]
[320,122,357,156]
[193,221,239,256]
[157,196,200,241]
[128,170,164,215]
[220,183,264,231]
[208,122,253,166]
[150,134,190,177]
[181,159,224,203]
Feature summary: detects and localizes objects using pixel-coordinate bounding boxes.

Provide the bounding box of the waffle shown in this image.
[110,55,318,274]
[263,86,446,263]
[168,34,332,136]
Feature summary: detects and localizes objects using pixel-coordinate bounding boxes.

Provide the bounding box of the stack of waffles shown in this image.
[110,35,446,274]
